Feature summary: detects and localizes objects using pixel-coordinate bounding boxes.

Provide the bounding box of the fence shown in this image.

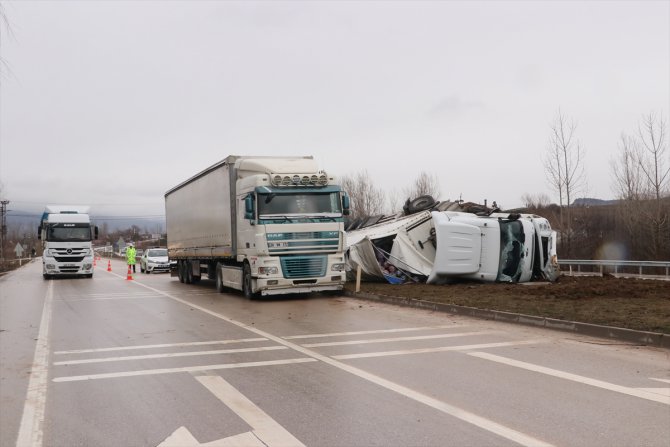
[558,259,670,278]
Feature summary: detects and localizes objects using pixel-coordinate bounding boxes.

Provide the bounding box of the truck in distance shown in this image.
[165,155,350,298]
[38,205,99,279]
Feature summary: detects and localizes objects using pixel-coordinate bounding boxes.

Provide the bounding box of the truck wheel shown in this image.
[185,263,193,284]
[243,263,254,300]
[43,274,51,280]
[215,263,225,293]
[178,261,185,283]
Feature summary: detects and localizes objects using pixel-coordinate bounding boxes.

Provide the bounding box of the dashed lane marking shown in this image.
[282,324,462,339]
[54,345,288,365]
[468,352,670,405]
[302,331,494,347]
[54,338,267,355]
[331,340,542,360]
[52,358,317,383]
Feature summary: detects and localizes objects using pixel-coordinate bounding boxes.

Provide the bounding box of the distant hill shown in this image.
[572,198,619,207]
[6,210,164,232]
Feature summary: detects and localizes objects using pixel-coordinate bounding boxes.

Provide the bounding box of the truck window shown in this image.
[498,220,525,282]
[258,192,342,216]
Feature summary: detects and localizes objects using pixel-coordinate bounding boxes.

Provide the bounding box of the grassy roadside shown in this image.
[345,275,670,334]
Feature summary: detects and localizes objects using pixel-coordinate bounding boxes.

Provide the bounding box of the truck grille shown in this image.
[280,256,327,278]
[54,256,85,262]
[267,231,340,255]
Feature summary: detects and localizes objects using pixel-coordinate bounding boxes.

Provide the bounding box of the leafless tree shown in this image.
[611,133,643,201]
[521,192,551,210]
[340,170,387,219]
[543,110,586,256]
[402,171,441,201]
[637,112,669,200]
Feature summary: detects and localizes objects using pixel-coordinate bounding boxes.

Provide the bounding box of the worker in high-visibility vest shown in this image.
[126,243,137,273]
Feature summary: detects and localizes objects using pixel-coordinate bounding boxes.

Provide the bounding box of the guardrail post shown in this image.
[639,266,642,276]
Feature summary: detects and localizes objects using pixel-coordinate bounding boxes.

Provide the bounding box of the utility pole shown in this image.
[0,200,9,261]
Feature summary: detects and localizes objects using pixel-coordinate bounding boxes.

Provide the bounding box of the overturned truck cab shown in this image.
[345,210,559,284]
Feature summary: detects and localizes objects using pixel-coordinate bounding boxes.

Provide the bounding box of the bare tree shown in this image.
[402,171,441,201]
[340,170,387,219]
[611,133,643,200]
[543,110,586,257]
[637,112,669,200]
[521,192,551,210]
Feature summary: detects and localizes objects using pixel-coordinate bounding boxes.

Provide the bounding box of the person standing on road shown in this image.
[126,243,137,273]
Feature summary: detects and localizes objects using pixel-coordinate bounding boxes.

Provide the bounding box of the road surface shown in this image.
[1,259,669,446]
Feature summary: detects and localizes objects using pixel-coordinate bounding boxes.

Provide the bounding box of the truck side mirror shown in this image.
[38,225,42,240]
[244,194,255,220]
[94,226,99,240]
[342,193,351,216]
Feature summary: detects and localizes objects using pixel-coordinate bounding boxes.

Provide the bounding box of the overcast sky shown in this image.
[0,0,668,218]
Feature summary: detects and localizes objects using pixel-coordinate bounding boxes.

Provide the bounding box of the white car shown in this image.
[140,248,170,274]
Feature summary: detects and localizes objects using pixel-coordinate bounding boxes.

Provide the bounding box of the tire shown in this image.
[215,262,225,293]
[407,195,436,214]
[178,261,185,283]
[43,274,51,280]
[185,262,193,284]
[85,274,93,278]
[243,263,254,300]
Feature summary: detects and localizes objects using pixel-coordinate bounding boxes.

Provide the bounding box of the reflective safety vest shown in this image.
[126,246,137,265]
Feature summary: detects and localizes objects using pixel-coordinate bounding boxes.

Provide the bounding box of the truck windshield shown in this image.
[497,220,525,282]
[47,224,92,242]
[258,192,342,217]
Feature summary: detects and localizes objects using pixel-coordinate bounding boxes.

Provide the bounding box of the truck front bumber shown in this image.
[251,253,346,295]
[43,256,94,275]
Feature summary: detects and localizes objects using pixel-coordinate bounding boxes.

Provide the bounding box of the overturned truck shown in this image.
[345,198,559,284]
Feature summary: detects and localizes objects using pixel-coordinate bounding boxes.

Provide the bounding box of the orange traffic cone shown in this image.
[107,260,112,272]
[93,257,97,267]
[126,264,133,281]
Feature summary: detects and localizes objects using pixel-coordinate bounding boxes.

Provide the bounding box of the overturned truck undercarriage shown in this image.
[345,197,559,284]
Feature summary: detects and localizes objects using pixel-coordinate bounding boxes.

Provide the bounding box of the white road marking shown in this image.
[332,340,542,360]
[651,378,670,384]
[54,338,267,355]
[158,426,264,447]
[302,331,494,347]
[195,375,306,447]
[282,324,461,339]
[16,281,53,447]
[54,345,288,365]
[468,352,670,405]
[123,280,554,447]
[636,388,670,398]
[53,358,317,383]
[56,295,162,302]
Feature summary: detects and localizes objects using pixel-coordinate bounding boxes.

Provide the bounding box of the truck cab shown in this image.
[39,206,98,279]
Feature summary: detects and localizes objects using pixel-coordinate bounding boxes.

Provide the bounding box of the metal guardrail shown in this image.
[559,259,670,277]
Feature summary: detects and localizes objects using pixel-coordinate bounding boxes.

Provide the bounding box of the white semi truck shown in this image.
[165,155,350,298]
[38,205,98,279]
[346,209,559,284]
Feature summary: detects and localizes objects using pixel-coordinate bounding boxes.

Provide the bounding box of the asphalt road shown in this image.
[1,259,669,447]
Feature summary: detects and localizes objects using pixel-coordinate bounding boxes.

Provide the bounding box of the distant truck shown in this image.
[165,155,350,298]
[38,205,98,279]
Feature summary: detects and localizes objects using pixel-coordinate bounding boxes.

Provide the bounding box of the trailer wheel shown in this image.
[243,263,254,300]
[215,263,225,293]
[177,261,185,283]
[185,263,193,284]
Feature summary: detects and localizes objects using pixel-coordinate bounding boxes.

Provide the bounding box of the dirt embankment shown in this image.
[346,275,670,334]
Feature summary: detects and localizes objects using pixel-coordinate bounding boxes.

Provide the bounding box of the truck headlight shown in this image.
[331,263,345,272]
[258,267,278,275]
